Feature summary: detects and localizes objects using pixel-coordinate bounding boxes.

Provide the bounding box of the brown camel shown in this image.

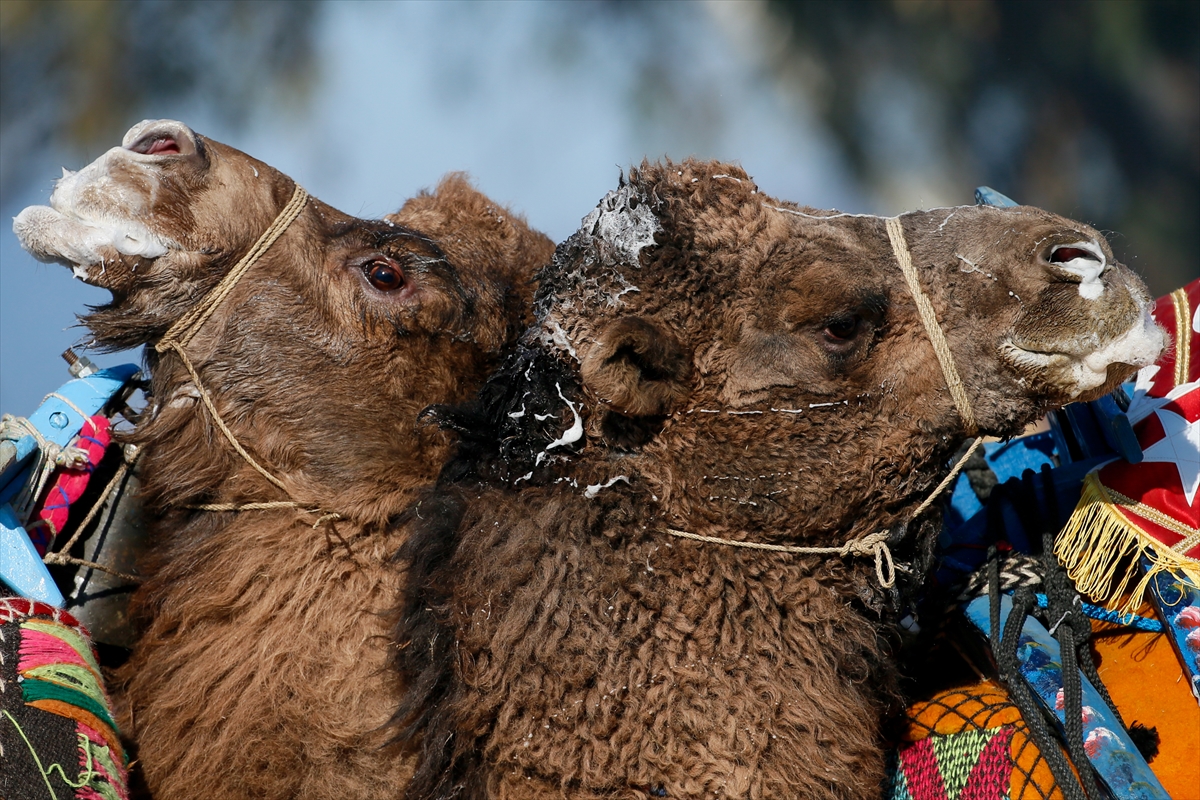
[15,118,554,800]
[393,159,1163,799]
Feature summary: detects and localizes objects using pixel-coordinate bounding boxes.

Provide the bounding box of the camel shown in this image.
[14,118,554,799]
[392,159,1164,799]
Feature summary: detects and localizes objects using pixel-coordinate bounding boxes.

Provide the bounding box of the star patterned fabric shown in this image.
[1056,279,1200,607]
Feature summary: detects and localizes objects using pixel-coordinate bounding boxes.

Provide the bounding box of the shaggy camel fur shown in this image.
[394,160,1164,800]
[15,119,553,800]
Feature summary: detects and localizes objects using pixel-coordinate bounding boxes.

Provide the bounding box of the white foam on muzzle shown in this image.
[13,147,176,270]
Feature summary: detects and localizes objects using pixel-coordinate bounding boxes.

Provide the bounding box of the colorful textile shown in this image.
[0,597,129,800]
[1092,599,1200,798]
[889,727,1013,800]
[962,594,1168,799]
[891,682,1063,800]
[1056,279,1200,610]
[28,415,111,555]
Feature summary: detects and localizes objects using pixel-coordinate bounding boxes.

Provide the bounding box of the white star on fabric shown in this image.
[1126,376,1197,426]
[1140,408,1200,506]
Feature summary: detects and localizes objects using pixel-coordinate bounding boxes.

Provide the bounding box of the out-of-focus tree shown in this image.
[0,0,316,205]
[759,0,1198,294]
[2,0,1193,293]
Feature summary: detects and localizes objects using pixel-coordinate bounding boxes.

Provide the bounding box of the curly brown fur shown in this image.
[15,120,554,800]
[394,159,1162,799]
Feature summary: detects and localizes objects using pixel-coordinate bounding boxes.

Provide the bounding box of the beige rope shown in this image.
[153,183,310,498]
[158,184,309,350]
[2,416,56,516]
[157,344,293,494]
[664,219,985,587]
[42,392,90,423]
[667,528,897,587]
[2,414,50,453]
[190,500,303,512]
[188,501,342,529]
[47,456,132,556]
[148,183,342,527]
[664,437,981,589]
[911,436,983,519]
[885,216,977,433]
[42,450,142,584]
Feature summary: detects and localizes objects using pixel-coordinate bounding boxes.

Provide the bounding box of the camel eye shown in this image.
[1050,246,1100,263]
[824,315,859,342]
[364,259,404,291]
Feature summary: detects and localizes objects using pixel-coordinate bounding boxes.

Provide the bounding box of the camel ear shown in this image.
[580,316,691,416]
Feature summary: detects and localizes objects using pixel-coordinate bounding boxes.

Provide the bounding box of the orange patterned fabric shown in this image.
[1091,615,1200,800]
[900,681,1064,800]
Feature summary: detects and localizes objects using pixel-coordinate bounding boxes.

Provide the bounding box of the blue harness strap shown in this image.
[964,593,1169,799]
[0,364,139,606]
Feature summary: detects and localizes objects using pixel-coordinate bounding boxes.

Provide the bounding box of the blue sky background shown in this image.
[2,2,866,414]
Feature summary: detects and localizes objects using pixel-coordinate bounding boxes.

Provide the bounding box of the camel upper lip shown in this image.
[1001,308,1164,393]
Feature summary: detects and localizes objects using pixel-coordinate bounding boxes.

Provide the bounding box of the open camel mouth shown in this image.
[132,136,181,156]
[12,122,196,279]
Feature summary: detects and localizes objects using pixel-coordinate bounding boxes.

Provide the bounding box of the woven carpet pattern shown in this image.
[890,681,1064,800]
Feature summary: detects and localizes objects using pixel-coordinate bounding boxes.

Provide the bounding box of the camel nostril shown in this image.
[1050,246,1099,264]
[1045,241,1109,299]
[130,136,181,156]
[122,120,198,157]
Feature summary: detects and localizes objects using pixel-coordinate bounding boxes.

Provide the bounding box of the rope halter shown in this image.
[152,184,336,525]
[884,216,977,433]
[666,213,982,588]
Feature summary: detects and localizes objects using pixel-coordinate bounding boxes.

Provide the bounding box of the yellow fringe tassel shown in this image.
[1055,472,1200,613]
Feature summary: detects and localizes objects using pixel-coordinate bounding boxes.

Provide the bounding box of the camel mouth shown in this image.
[1002,307,1164,398]
[131,136,181,156]
[14,195,174,278]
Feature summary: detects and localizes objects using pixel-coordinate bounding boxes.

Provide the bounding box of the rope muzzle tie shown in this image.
[666,214,983,589]
[151,184,338,524]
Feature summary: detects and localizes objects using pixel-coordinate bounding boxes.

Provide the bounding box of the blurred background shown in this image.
[2,0,1196,414]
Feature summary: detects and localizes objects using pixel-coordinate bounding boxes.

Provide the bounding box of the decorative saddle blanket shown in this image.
[0,597,129,800]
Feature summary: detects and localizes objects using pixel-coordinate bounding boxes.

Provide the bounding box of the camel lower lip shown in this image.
[1002,309,1164,397]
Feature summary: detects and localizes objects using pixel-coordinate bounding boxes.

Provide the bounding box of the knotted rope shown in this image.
[666,214,983,588]
[42,446,142,583]
[666,438,980,589]
[2,412,94,520]
[666,528,898,588]
[152,184,339,526]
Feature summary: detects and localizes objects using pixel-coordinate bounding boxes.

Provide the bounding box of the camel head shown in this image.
[14,119,553,517]
[457,159,1162,548]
